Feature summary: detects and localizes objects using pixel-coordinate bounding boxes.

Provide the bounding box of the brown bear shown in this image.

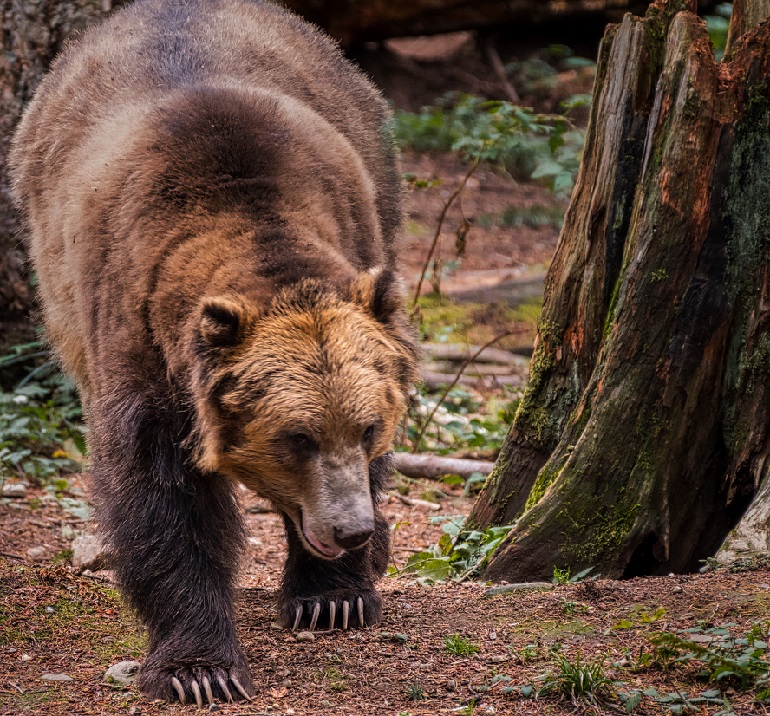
[9,0,417,706]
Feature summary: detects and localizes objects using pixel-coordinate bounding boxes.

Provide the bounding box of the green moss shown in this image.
[603,276,623,338]
[511,342,553,439]
[538,318,563,345]
[560,498,641,565]
[543,619,596,638]
[525,454,568,511]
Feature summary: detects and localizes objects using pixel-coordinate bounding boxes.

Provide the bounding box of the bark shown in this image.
[280,0,719,45]
[0,0,127,352]
[471,0,770,581]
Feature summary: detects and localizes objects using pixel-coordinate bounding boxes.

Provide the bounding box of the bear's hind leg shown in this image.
[278,454,391,631]
[91,393,255,706]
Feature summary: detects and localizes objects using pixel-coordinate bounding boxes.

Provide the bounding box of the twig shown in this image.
[412,330,515,451]
[0,552,24,561]
[482,33,520,104]
[412,157,480,308]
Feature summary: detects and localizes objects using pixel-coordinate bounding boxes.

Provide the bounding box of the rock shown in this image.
[71,534,110,571]
[208,705,221,713]
[1,483,26,498]
[41,673,73,681]
[21,653,31,662]
[484,582,554,597]
[672,585,683,594]
[26,546,47,561]
[45,606,55,614]
[103,660,140,686]
[295,631,316,642]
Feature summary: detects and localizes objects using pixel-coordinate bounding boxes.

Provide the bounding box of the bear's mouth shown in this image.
[300,511,344,559]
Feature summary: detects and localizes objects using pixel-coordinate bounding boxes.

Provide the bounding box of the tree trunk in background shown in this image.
[470,0,770,581]
[0,0,127,353]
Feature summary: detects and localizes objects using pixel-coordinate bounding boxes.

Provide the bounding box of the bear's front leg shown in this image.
[279,509,390,631]
[278,452,391,631]
[90,401,255,707]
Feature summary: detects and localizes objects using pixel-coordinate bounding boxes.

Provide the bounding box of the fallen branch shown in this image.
[393,452,495,480]
[422,342,526,365]
[421,370,522,390]
[426,360,523,376]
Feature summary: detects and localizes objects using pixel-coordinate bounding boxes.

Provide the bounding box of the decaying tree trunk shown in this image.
[0,0,128,352]
[470,0,770,581]
[280,0,719,45]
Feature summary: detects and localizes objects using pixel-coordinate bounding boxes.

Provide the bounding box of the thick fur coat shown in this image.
[10,0,416,705]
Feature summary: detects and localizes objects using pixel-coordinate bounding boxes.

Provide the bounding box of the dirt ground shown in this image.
[3,476,770,715]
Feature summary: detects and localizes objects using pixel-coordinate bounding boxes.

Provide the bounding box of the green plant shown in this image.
[444,633,480,656]
[404,384,511,456]
[649,623,770,696]
[518,642,541,662]
[406,681,425,701]
[394,94,584,195]
[0,364,85,485]
[552,565,594,584]
[399,515,514,584]
[320,667,347,693]
[561,599,588,616]
[539,652,613,703]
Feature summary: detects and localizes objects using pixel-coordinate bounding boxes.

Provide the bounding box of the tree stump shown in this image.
[470,0,770,580]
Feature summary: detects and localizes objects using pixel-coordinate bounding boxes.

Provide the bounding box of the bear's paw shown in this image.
[139,662,255,708]
[282,589,382,632]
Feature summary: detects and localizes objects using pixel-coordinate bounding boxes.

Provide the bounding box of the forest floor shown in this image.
[3,481,770,716]
[3,28,770,716]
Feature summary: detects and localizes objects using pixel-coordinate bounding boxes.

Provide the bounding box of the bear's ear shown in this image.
[197,296,253,348]
[349,268,405,324]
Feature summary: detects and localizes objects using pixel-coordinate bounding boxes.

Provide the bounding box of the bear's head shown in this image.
[189,269,417,559]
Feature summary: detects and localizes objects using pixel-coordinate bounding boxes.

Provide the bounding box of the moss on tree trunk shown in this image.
[471,0,770,581]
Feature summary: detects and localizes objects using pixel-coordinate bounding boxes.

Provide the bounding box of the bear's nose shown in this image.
[333,525,374,550]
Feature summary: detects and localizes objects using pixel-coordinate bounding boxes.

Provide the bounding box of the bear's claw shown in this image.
[172,668,252,708]
[291,595,368,632]
[142,663,254,708]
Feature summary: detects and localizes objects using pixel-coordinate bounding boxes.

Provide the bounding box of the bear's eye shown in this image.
[286,432,318,458]
[362,424,376,450]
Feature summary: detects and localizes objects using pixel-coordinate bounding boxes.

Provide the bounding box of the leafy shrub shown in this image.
[0,364,85,484]
[649,623,770,695]
[405,384,513,455]
[398,515,514,584]
[394,94,585,195]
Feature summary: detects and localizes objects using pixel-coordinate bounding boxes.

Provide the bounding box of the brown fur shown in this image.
[10,0,416,704]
